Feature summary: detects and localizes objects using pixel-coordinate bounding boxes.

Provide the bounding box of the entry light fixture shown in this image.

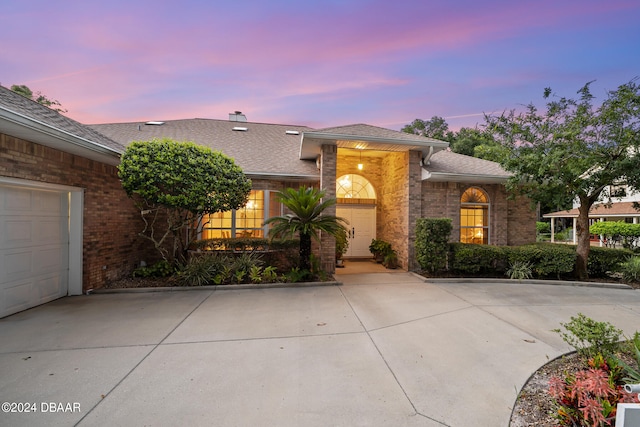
[357,150,364,170]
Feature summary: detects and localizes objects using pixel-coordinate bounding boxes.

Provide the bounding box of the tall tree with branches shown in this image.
[485,80,640,279]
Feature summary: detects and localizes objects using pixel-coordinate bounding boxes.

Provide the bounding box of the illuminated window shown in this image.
[460,187,489,244]
[336,174,376,199]
[200,190,267,238]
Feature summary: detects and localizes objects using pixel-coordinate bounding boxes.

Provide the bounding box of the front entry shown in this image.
[336,205,376,257]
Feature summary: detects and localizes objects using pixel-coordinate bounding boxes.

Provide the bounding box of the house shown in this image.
[91,114,536,270]
[543,184,640,244]
[0,86,156,318]
[0,85,536,317]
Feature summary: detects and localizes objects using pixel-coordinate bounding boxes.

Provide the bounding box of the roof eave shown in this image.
[300,131,448,160]
[422,169,511,184]
[245,171,319,181]
[0,106,123,166]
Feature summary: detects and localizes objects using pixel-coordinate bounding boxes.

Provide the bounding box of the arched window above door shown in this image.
[336,174,376,200]
[460,187,490,244]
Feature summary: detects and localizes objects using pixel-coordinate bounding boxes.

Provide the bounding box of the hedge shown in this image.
[415,218,452,273]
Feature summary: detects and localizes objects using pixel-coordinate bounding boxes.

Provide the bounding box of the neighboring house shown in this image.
[1,85,536,317]
[544,185,640,244]
[0,86,155,318]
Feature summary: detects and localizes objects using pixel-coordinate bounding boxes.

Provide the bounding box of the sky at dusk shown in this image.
[2,0,639,131]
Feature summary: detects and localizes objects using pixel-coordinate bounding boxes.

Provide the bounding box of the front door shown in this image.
[336,205,376,257]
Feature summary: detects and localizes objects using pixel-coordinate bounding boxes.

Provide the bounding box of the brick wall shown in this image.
[319,145,337,273]
[0,132,154,290]
[420,181,536,246]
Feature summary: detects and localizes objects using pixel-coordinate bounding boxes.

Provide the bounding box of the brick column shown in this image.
[407,150,422,270]
[319,145,337,273]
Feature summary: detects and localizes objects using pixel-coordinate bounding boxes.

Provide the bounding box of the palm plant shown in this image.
[264,187,347,272]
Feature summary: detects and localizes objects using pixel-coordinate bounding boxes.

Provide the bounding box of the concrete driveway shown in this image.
[1,273,640,427]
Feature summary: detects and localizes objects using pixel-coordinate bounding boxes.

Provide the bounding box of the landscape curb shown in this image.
[91,280,343,294]
[422,277,633,290]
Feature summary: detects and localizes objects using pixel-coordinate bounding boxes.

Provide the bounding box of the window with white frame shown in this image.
[199,190,279,239]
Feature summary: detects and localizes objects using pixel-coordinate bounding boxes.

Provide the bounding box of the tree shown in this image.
[402,116,453,141]
[10,84,67,113]
[264,187,347,272]
[484,80,640,279]
[118,138,252,265]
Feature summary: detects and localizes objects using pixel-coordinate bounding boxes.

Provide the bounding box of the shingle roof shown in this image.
[90,119,319,177]
[425,150,511,178]
[312,123,446,144]
[544,201,640,218]
[0,86,124,153]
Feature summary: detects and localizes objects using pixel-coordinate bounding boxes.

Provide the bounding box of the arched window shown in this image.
[460,187,489,244]
[336,174,376,200]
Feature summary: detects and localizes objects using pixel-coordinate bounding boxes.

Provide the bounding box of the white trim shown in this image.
[0,176,84,296]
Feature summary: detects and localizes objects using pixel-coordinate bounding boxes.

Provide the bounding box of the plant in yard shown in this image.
[415,218,452,273]
[548,354,637,426]
[133,260,175,278]
[249,265,263,284]
[264,187,347,272]
[233,269,246,284]
[369,239,392,263]
[176,256,216,286]
[119,138,251,266]
[616,332,640,384]
[261,266,278,283]
[553,313,623,359]
[506,260,533,280]
[620,256,640,283]
[383,249,398,269]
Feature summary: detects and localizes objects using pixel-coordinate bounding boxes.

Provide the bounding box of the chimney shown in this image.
[229,111,247,122]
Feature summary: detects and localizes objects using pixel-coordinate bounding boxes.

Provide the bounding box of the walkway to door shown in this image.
[335,258,401,275]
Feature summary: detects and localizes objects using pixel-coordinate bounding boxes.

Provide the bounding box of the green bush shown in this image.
[133,260,174,278]
[449,243,506,275]
[590,221,640,249]
[415,218,452,273]
[587,246,633,277]
[508,244,576,279]
[536,221,551,234]
[554,227,573,242]
[621,256,640,282]
[553,313,623,359]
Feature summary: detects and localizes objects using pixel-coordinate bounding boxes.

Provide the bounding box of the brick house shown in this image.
[1,87,535,317]
[92,114,536,272]
[0,86,156,317]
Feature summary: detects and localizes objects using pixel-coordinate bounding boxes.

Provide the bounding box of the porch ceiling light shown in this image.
[357,150,364,170]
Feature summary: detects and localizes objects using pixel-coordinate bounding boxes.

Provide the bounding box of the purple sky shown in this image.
[2,0,639,131]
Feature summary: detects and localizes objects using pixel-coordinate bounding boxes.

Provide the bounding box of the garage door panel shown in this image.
[2,280,33,315]
[1,184,70,318]
[33,274,66,301]
[2,250,33,279]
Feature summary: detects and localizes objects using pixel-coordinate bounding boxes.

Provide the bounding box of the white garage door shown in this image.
[0,184,69,318]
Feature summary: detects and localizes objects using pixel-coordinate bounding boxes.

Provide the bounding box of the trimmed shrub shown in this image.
[509,243,576,279]
[449,243,507,275]
[587,246,633,278]
[415,218,452,273]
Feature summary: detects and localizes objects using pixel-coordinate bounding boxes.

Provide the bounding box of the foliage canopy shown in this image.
[119,138,251,264]
[484,79,640,279]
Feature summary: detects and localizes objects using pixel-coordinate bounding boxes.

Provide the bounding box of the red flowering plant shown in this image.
[548,354,638,426]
